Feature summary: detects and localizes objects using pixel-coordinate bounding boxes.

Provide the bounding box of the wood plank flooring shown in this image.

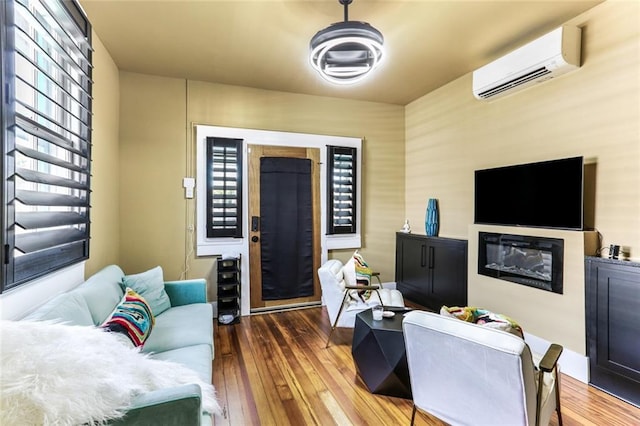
[212,307,639,426]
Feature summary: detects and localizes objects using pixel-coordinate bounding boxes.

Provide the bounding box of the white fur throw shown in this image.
[0,320,221,425]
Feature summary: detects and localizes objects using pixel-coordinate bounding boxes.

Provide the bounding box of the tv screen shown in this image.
[474,156,584,230]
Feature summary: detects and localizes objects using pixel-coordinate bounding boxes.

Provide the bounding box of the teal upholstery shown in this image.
[122,266,172,316]
[143,304,214,356]
[150,345,213,384]
[23,292,94,326]
[164,279,207,307]
[21,265,214,425]
[110,384,205,426]
[75,265,126,324]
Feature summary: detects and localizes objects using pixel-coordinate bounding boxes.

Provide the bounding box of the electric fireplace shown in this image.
[478,232,564,294]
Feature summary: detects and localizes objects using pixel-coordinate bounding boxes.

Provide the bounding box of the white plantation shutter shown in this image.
[2,0,92,291]
[206,137,243,238]
[327,146,357,235]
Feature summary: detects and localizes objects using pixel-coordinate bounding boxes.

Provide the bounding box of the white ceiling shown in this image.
[80,0,603,105]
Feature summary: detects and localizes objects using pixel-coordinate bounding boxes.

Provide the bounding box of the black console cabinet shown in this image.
[395,233,467,311]
[585,257,640,407]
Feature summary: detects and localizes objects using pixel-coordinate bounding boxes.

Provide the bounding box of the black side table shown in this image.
[352,307,413,399]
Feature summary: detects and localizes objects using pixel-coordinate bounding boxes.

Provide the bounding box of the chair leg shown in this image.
[555,365,563,426]
[371,274,385,307]
[535,369,544,426]
[410,404,417,426]
[372,272,382,286]
[373,289,383,307]
[326,291,351,348]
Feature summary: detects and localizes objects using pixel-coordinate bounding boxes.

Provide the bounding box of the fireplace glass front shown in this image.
[478,232,564,294]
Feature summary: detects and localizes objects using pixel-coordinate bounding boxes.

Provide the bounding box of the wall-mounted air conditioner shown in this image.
[472,26,582,100]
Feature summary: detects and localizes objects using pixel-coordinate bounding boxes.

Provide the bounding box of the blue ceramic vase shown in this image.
[425,198,439,236]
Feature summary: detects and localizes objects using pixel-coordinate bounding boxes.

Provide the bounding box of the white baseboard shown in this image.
[524,332,589,383]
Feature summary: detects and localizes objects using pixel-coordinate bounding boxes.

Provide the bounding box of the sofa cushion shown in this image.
[142,304,213,355]
[123,266,171,316]
[101,288,155,347]
[149,344,213,384]
[75,265,126,325]
[22,292,94,326]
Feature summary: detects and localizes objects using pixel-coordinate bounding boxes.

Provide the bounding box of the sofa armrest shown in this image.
[344,285,381,291]
[164,279,207,306]
[109,384,205,425]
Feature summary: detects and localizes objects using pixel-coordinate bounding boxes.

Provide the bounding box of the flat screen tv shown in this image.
[474,156,584,230]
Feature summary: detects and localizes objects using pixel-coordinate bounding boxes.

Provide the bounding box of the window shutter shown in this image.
[206,137,243,238]
[2,0,92,290]
[327,146,357,235]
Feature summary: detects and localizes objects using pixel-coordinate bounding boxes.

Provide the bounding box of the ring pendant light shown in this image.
[309,0,384,85]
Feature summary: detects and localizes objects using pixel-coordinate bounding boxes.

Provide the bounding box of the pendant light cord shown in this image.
[341,0,353,22]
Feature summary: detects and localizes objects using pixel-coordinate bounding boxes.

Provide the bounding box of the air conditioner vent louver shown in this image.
[477,67,551,99]
[473,26,581,101]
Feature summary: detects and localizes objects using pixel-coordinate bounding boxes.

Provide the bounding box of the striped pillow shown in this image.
[353,251,372,287]
[346,251,373,302]
[101,287,155,347]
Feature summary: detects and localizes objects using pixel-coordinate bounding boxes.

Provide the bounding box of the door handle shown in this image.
[251,216,260,232]
[428,246,434,269]
[421,245,427,267]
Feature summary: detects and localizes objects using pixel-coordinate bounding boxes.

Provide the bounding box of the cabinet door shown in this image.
[428,240,468,310]
[401,237,428,289]
[396,234,430,306]
[587,261,640,406]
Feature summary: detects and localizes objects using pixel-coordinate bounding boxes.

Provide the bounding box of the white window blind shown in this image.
[2,0,92,291]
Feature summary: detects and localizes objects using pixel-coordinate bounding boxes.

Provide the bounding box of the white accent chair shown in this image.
[403,310,563,426]
[318,259,404,347]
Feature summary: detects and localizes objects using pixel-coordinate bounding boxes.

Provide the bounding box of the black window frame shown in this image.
[1,0,92,292]
[206,137,243,239]
[327,145,357,235]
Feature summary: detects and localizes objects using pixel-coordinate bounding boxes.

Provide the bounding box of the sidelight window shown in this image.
[327,146,357,235]
[205,137,243,238]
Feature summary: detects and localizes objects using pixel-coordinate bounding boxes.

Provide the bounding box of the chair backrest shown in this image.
[403,310,538,426]
[317,259,346,325]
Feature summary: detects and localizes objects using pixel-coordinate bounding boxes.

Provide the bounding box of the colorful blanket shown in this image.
[440,306,524,338]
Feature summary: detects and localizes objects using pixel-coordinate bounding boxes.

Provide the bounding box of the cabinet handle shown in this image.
[429,246,435,269]
[421,245,427,267]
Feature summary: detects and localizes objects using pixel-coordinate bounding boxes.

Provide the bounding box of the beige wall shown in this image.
[405,1,639,351]
[85,32,121,277]
[118,73,188,277]
[117,77,405,293]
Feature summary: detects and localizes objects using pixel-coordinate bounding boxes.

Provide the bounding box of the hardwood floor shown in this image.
[212,307,639,426]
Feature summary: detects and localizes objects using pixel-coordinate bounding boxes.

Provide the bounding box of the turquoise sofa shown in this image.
[22,265,215,426]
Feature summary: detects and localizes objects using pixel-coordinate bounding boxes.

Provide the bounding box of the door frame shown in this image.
[248,145,321,310]
[195,125,362,316]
